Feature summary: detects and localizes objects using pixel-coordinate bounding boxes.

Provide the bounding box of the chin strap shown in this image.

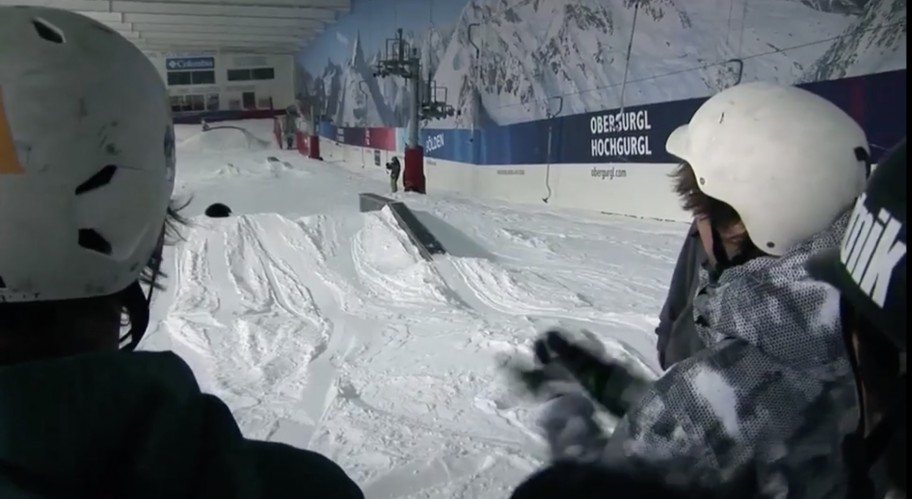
[710,224,730,269]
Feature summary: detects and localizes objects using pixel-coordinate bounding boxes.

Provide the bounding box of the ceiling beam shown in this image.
[100,20,133,31]
[0,0,337,19]
[76,11,123,22]
[114,30,141,40]
[133,41,300,54]
[113,1,336,20]
[120,13,324,29]
[129,22,316,37]
[139,31,306,44]
[0,0,101,10]
[143,0,349,9]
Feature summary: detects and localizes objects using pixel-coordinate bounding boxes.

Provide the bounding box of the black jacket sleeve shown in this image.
[199,395,364,499]
[655,220,705,369]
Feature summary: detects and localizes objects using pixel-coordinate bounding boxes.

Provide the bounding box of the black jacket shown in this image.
[386,158,401,177]
[655,220,707,369]
[510,459,760,499]
[0,351,364,499]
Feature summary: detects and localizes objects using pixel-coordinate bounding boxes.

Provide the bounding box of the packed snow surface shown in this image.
[145,119,688,498]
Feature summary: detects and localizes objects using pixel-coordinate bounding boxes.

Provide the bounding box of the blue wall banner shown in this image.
[419,129,478,164]
[166,57,215,71]
[319,69,906,167]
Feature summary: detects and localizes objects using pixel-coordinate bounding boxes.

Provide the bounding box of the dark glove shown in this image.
[511,458,757,499]
[503,343,579,402]
[510,460,703,499]
[532,329,652,418]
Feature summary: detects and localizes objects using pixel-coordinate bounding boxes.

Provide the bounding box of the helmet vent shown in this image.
[75,165,117,195]
[32,18,65,44]
[78,229,112,255]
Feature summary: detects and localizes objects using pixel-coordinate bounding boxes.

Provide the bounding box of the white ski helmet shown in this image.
[0,7,175,303]
[666,81,868,256]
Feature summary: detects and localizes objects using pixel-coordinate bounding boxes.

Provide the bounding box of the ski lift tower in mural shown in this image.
[373,28,456,194]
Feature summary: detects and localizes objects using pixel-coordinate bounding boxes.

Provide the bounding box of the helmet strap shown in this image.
[119,282,150,352]
[118,233,165,351]
[710,224,731,269]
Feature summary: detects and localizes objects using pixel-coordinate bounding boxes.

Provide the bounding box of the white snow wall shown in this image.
[316,139,689,221]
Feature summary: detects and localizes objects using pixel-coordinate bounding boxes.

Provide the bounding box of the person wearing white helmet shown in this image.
[0,7,362,498]
[513,81,871,498]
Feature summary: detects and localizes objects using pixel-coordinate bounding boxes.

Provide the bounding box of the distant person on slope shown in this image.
[386,156,401,193]
[0,8,362,499]
[282,105,299,150]
[513,82,871,498]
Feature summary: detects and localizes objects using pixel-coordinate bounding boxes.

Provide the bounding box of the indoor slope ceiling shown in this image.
[2,0,349,54]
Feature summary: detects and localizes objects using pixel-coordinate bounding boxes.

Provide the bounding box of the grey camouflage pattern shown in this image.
[601,209,860,498]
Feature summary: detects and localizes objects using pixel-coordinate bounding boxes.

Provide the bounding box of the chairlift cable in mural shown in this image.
[476,15,901,123]
[738,0,750,57]
[618,0,640,116]
[542,96,563,204]
[725,0,736,45]
[614,1,641,165]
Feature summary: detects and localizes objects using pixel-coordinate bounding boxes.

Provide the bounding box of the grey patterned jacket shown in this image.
[540,210,860,498]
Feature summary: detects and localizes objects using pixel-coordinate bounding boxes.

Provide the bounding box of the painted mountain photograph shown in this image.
[296,0,906,129]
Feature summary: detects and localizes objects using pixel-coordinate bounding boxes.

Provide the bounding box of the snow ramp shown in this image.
[179,125,272,153]
[359,193,447,261]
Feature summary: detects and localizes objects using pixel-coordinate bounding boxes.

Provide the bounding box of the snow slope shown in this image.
[145,120,687,497]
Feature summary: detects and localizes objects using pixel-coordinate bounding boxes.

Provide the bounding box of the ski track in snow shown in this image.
[146,121,686,498]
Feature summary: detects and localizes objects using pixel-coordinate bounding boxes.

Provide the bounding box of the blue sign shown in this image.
[320,69,906,166]
[166,57,215,71]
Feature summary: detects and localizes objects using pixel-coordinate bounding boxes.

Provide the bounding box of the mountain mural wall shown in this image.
[296,0,906,129]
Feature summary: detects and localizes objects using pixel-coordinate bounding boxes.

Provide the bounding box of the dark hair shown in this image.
[0,199,190,363]
[139,199,191,291]
[670,162,742,230]
[670,162,767,260]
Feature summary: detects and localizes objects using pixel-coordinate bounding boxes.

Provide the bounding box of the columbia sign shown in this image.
[166,57,215,71]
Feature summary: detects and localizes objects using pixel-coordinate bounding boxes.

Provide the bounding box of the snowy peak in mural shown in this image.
[803,0,906,81]
[302,26,455,128]
[297,0,906,128]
